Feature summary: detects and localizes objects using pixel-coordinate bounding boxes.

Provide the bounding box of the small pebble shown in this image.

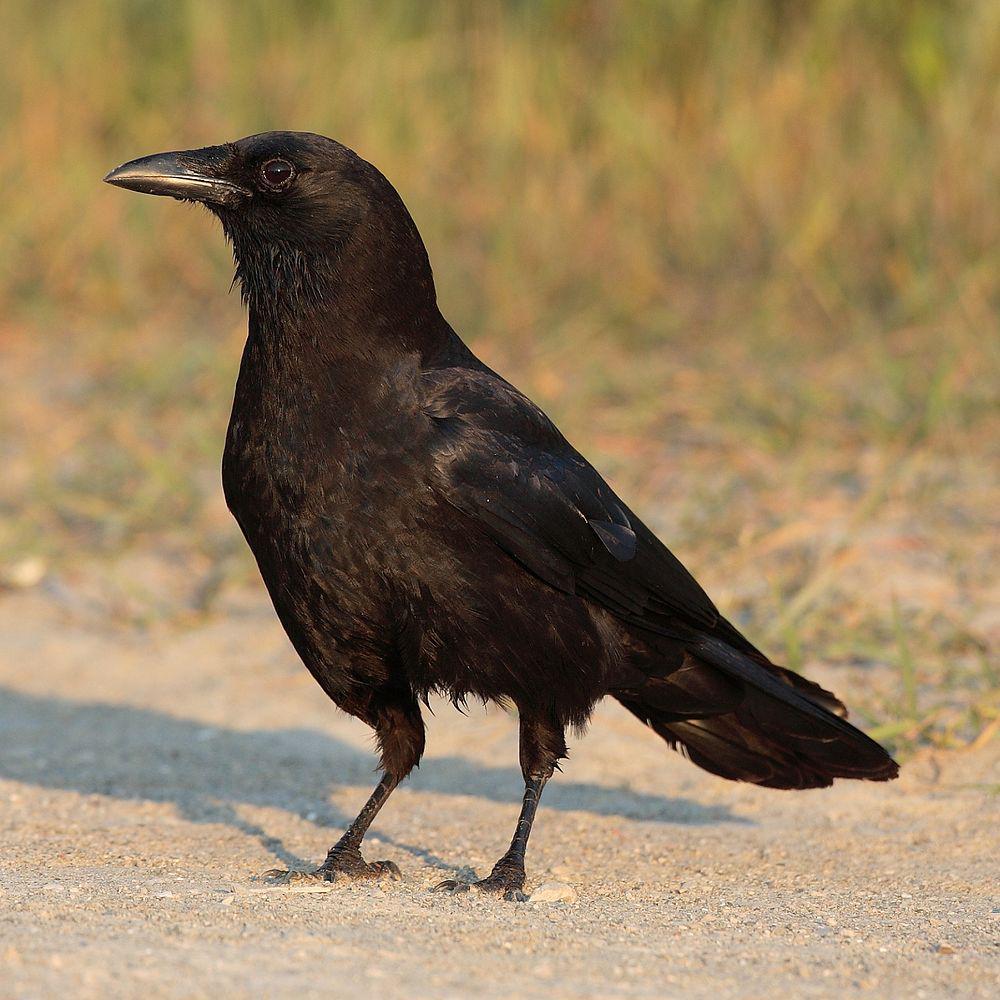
[529,882,577,904]
[1,556,47,589]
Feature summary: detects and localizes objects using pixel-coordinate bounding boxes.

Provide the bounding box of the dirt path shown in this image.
[1,589,997,999]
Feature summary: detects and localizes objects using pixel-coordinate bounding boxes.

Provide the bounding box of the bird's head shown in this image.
[104,131,436,324]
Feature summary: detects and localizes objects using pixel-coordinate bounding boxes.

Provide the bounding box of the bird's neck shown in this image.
[231,200,451,375]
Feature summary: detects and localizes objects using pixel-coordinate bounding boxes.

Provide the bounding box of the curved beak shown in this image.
[103,145,251,208]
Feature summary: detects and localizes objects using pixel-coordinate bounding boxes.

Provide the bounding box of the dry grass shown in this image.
[0,1,997,754]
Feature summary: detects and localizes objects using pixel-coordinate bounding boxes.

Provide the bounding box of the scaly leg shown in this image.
[264,692,425,884]
[435,711,566,901]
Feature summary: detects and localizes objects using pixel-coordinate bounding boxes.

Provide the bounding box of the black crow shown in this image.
[104,132,897,899]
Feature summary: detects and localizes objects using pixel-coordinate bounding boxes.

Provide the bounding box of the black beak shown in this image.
[103,145,251,208]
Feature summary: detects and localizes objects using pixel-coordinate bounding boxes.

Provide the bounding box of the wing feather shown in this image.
[424,365,720,636]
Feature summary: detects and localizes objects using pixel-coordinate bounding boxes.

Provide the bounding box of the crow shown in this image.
[104,132,898,899]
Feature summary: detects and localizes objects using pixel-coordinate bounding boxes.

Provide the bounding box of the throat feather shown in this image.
[227,230,333,320]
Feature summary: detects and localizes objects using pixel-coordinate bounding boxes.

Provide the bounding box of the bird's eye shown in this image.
[260,158,295,189]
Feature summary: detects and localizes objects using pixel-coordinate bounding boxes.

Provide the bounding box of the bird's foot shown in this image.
[260,847,401,885]
[433,859,527,902]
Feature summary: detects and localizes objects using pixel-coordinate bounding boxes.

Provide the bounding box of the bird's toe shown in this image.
[471,875,526,901]
[432,878,471,894]
[259,868,329,885]
[259,856,400,886]
[431,872,526,901]
[369,860,402,881]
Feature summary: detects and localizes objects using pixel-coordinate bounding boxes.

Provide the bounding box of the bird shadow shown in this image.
[0,686,749,875]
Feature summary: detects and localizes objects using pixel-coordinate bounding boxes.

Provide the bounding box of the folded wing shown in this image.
[423,364,898,786]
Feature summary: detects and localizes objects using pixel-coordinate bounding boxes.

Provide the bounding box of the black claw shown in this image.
[432,874,525,900]
[372,860,402,881]
[259,868,328,885]
[260,857,401,886]
[432,878,470,894]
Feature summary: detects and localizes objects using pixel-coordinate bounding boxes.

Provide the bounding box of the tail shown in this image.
[615,636,898,790]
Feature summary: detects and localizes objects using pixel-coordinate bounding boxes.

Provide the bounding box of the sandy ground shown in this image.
[0,586,997,1000]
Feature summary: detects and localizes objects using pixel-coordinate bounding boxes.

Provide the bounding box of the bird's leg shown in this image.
[468,771,549,899]
[263,693,424,885]
[436,711,566,901]
[315,771,404,880]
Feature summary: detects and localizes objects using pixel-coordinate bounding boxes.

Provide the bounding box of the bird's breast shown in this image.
[222,380,432,568]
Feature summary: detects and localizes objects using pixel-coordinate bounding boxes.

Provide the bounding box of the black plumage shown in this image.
[104,132,898,898]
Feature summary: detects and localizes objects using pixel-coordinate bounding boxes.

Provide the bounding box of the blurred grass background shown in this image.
[0,0,996,753]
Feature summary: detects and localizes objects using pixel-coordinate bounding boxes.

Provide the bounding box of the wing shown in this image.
[422,365,724,640]
[420,365,905,788]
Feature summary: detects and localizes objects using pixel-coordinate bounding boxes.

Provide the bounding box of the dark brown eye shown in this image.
[260,158,294,189]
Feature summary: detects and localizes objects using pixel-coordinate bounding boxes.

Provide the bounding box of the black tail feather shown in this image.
[616,637,899,789]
